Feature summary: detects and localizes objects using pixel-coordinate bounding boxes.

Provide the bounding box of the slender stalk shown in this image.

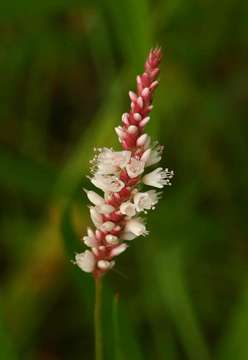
[113,293,122,360]
[94,277,103,360]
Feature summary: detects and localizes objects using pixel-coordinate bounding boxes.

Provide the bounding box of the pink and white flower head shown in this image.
[74,48,174,278]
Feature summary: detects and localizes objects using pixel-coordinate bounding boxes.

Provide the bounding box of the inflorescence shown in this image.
[75,48,174,278]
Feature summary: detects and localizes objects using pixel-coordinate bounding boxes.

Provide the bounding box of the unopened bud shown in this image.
[137,134,148,146]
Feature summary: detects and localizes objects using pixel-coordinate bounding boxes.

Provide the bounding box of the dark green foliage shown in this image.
[0,0,247,358]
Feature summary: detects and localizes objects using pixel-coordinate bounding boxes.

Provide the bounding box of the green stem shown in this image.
[94,277,103,360]
[113,293,122,360]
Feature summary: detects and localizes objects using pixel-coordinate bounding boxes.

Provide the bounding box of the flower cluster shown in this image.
[75,48,174,278]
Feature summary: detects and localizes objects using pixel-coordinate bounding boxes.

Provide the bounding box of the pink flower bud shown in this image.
[129,91,137,102]
[105,234,119,244]
[110,243,128,257]
[139,117,150,127]
[100,221,115,232]
[137,134,148,146]
[141,87,150,97]
[137,97,143,108]
[122,113,129,125]
[133,113,142,121]
[115,126,125,138]
[128,125,138,134]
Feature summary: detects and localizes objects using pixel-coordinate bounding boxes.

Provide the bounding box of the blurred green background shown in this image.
[0,0,247,359]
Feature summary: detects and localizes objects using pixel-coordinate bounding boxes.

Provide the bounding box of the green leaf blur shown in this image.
[0,0,247,359]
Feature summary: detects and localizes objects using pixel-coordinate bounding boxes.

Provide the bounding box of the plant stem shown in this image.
[113,293,122,360]
[94,277,103,360]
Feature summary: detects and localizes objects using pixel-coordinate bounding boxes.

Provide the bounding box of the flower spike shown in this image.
[75,48,174,278]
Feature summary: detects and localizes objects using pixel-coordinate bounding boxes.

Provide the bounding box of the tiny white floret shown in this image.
[134,190,159,212]
[75,250,95,272]
[141,148,151,163]
[90,207,103,228]
[120,201,136,217]
[124,218,148,236]
[91,174,125,193]
[84,190,105,206]
[145,144,164,166]
[126,158,145,178]
[110,243,128,257]
[142,167,174,188]
[137,134,148,147]
[96,204,115,214]
[139,117,150,127]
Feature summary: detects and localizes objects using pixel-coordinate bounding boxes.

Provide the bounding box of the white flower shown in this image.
[92,148,131,175]
[124,218,148,236]
[97,260,115,270]
[142,167,174,188]
[91,174,125,193]
[83,227,97,247]
[145,143,164,166]
[83,235,97,247]
[144,135,151,149]
[126,158,145,178]
[133,190,160,212]
[147,189,161,205]
[89,207,103,228]
[84,190,105,206]
[140,149,151,163]
[110,243,128,257]
[120,201,136,217]
[95,203,115,214]
[75,250,95,272]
